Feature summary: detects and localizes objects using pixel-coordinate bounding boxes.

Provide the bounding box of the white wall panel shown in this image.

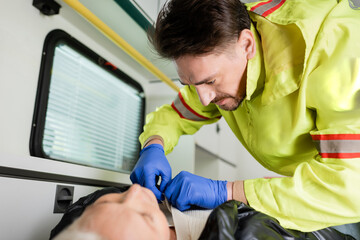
[0,177,100,240]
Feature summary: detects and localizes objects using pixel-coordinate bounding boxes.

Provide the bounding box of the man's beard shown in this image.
[212,94,243,111]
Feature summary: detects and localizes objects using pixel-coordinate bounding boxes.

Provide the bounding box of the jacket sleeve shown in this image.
[245,63,360,230]
[244,5,360,231]
[139,85,221,154]
[245,61,360,230]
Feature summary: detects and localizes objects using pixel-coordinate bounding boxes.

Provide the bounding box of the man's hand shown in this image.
[164,171,227,211]
[130,144,172,201]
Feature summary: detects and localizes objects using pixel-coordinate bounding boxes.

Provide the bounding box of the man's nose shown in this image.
[196,85,215,106]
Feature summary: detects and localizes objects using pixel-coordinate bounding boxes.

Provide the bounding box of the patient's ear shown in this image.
[237,29,256,60]
[169,227,176,240]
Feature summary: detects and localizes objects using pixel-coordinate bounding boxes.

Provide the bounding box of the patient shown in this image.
[52,184,176,240]
[50,184,355,240]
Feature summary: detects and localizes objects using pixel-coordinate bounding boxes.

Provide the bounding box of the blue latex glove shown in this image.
[164,171,227,211]
[130,144,171,201]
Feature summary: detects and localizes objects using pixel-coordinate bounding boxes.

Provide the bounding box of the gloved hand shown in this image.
[130,144,171,201]
[164,171,227,211]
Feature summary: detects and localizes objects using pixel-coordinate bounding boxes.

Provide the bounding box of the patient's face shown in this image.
[77,184,170,240]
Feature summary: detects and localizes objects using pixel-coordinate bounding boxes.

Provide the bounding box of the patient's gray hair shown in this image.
[52,219,106,240]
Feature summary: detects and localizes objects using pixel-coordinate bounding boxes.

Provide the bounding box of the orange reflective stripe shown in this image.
[250,0,286,17]
[312,134,360,159]
[320,153,360,159]
[312,134,360,140]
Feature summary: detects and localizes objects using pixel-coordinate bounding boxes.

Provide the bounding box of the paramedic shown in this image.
[130,0,360,233]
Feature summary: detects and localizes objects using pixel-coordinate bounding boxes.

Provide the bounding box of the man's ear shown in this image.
[237,29,256,60]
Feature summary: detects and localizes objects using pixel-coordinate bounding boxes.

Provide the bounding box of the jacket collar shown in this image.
[244,23,265,102]
[246,13,304,105]
[243,1,338,105]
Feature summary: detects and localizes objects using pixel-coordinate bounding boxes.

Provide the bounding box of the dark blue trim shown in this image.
[114,0,154,32]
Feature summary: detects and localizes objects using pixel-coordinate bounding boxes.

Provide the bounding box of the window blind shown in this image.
[42,43,143,172]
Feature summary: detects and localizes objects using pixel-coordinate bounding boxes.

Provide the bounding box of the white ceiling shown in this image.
[78,0,180,84]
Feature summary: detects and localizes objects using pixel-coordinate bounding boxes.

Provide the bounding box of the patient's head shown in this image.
[54,184,170,240]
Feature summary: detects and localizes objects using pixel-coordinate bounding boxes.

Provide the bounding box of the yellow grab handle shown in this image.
[63,0,179,92]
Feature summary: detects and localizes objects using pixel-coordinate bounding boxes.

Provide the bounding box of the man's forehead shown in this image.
[175,52,223,83]
[178,72,217,86]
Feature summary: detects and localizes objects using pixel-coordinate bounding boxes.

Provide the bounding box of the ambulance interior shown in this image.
[0,1,277,239]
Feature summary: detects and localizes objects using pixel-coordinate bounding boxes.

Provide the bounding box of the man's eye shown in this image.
[178,80,187,86]
[207,80,216,85]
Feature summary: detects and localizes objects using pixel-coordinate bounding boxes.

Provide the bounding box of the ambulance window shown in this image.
[30,30,144,173]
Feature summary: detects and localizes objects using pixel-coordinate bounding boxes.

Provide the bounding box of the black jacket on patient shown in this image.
[199,201,356,240]
[50,187,357,240]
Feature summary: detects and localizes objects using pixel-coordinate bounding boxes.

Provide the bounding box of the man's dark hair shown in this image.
[149,0,251,59]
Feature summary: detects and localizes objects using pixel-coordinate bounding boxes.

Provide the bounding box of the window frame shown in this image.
[30,29,145,171]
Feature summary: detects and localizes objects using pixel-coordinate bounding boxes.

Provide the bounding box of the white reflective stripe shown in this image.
[349,0,360,9]
[313,140,360,153]
[172,94,210,121]
[251,0,283,16]
[240,0,262,3]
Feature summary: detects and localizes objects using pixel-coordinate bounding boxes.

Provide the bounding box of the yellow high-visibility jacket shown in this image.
[140,0,360,231]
